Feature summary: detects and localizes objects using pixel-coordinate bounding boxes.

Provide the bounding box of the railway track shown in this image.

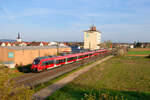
[14,52,112,88]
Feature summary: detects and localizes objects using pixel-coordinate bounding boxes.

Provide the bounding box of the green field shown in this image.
[127,51,150,55]
[46,56,150,100]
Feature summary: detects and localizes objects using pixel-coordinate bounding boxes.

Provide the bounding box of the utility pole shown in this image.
[57,41,59,55]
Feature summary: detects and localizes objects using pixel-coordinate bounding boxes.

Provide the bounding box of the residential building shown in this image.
[0,42,6,46]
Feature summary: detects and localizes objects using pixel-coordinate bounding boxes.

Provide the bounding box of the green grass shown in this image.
[0,64,24,78]
[46,56,150,100]
[10,68,24,78]
[127,51,150,55]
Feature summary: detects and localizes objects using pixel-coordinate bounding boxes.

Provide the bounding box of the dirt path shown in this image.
[33,56,113,100]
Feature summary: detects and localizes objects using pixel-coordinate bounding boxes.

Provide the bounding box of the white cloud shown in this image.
[0,6,57,22]
[1,6,17,22]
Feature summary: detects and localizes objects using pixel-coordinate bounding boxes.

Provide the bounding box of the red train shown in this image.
[31,49,109,72]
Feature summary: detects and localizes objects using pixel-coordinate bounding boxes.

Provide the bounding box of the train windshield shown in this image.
[33,59,40,65]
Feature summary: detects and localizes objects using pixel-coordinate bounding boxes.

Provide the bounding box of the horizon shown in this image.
[1,39,150,44]
[0,0,150,42]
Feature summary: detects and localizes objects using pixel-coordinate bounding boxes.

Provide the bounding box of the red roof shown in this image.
[0,42,5,45]
[42,42,49,46]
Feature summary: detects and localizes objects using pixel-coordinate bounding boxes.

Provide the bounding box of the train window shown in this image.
[55,59,65,64]
[67,57,77,61]
[42,60,54,66]
[75,56,77,59]
[78,55,83,59]
[59,60,62,63]
[89,53,92,56]
[33,59,40,65]
[56,60,59,64]
[62,59,66,63]
[48,60,54,64]
[45,61,49,65]
[67,57,71,61]
[80,55,84,58]
[42,61,46,66]
[59,60,61,63]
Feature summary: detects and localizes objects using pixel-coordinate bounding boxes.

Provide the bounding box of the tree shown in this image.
[134,42,142,48]
[101,40,112,49]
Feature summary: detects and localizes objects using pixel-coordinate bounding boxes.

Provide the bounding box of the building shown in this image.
[84,25,101,50]
[48,42,57,46]
[0,42,14,47]
[0,46,71,66]
[0,42,6,46]
[130,45,134,48]
[16,33,22,42]
[29,42,44,46]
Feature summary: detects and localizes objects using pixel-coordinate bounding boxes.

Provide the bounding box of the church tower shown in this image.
[17,33,22,42]
[84,25,101,50]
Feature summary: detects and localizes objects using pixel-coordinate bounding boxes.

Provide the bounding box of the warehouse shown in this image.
[0,46,71,66]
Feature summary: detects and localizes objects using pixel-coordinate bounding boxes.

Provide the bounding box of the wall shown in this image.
[0,48,15,62]
[84,31,101,50]
[0,47,71,66]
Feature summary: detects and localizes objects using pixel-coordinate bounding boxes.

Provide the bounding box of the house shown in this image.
[11,43,16,46]
[48,42,57,46]
[0,42,6,46]
[13,42,27,46]
[5,42,12,46]
[28,42,44,46]
[130,45,134,48]
[42,42,49,46]
[0,42,13,47]
[59,43,66,47]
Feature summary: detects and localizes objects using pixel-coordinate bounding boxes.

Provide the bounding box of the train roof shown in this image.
[36,49,107,62]
[35,56,50,60]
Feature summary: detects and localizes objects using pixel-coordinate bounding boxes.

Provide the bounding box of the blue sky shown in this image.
[0,0,150,42]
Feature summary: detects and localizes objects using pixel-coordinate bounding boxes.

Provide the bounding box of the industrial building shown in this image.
[0,46,71,66]
[84,25,101,50]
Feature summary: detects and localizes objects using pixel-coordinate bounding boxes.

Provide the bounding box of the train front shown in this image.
[31,58,40,72]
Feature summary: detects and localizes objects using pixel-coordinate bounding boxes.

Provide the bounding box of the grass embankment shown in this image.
[0,63,24,78]
[34,57,103,92]
[127,48,150,56]
[0,64,34,100]
[47,56,150,100]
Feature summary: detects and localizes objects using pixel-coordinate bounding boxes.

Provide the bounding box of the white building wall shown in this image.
[17,39,22,42]
[7,43,11,46]
[40,42,44,46]
[84,31,101,50]
[1,43,6,47]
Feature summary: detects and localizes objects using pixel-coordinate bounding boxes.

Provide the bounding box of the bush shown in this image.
[82,92,126,100]
[146,54,150,58]
[117,47,127,56]
[0,66,34,100]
